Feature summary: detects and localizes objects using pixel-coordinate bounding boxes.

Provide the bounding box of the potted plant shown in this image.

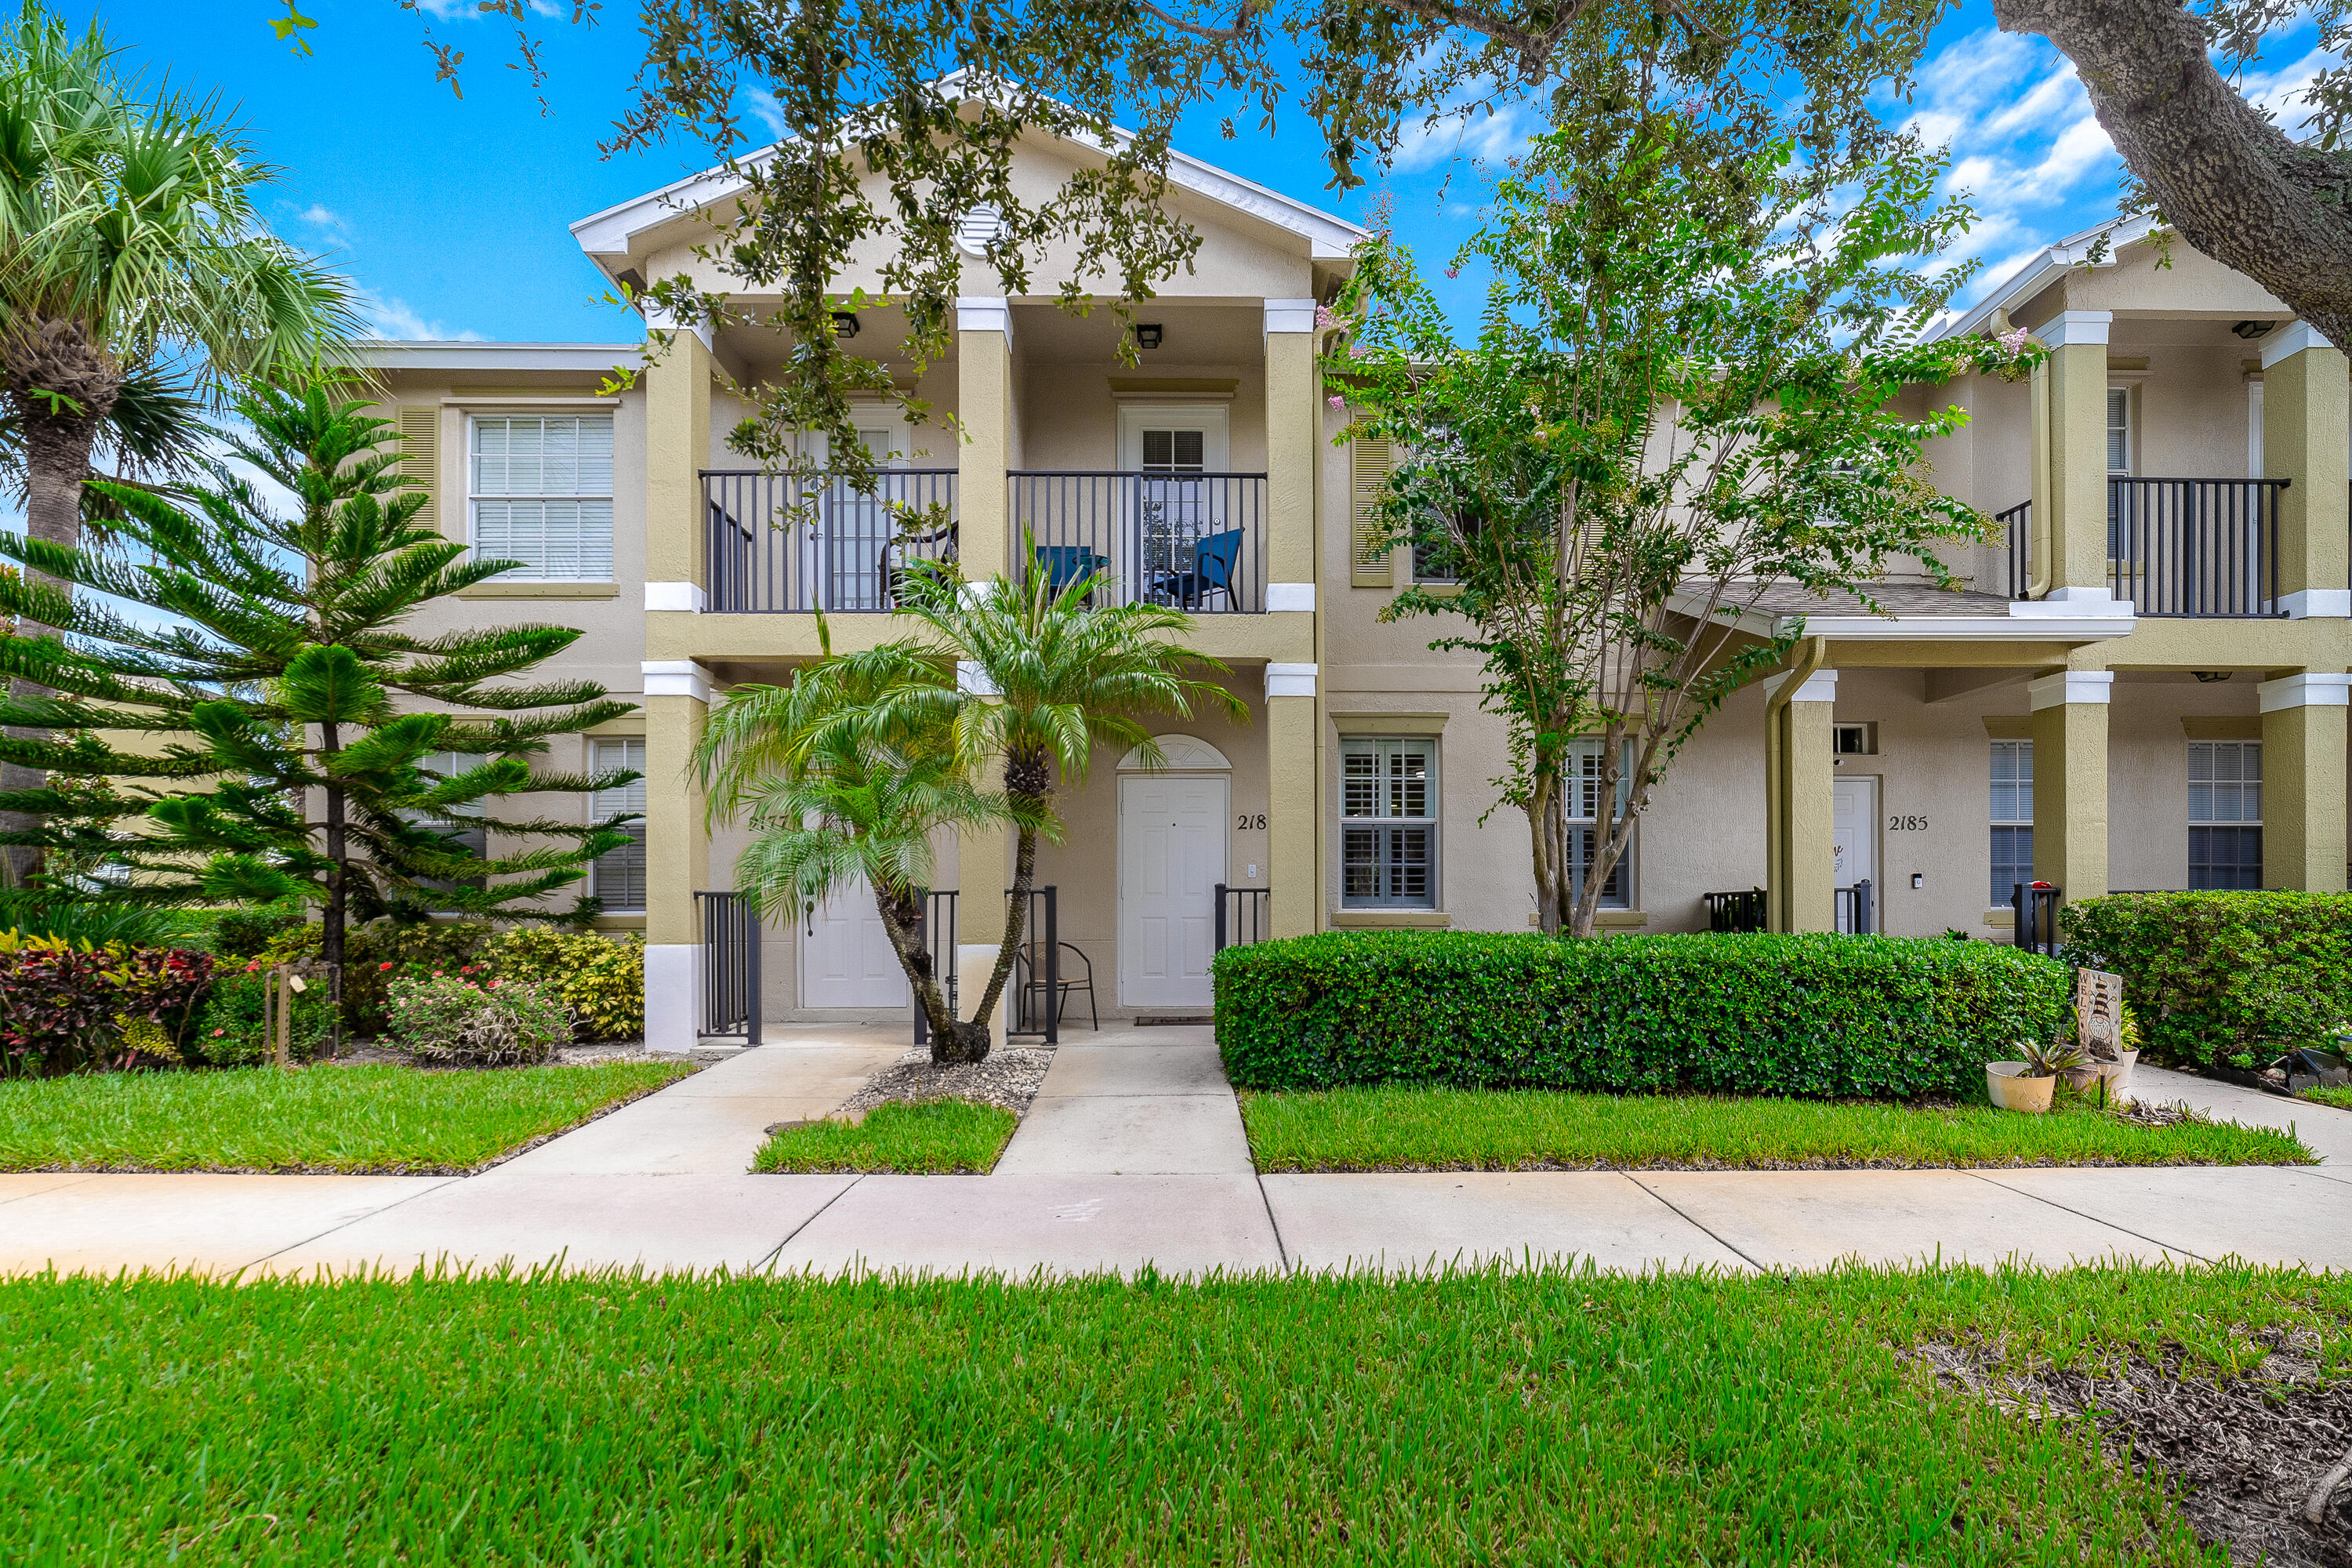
[2062,1001,2143,1094]
[1987,1037,2087,1114]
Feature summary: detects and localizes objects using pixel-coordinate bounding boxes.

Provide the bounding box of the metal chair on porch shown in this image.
[1014,941,1098,1032]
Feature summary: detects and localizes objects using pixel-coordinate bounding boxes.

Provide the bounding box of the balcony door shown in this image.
[809,416,909,611]
[1116,406,1229,607]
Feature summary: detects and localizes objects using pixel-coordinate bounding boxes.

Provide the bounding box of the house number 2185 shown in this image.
[1236,814,1267,831]
[1888,815,1929,831]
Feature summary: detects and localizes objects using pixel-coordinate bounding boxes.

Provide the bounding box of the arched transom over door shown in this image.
[1116,735,1231,1009]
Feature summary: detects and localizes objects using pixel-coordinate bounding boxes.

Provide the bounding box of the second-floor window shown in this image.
[588,737,648,914]
[2106,387,2131,474]
[471,414,614,581]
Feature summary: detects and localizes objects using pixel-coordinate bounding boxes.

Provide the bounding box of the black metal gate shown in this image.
[910,890,958,1048]
[2012,883,2063,957]
[1213,884,1271,950]
[909,887,1062,1046]
[1834,879,1875,935]
[695,891,762,1045]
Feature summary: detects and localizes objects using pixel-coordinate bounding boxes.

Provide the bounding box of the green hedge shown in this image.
[1214,931,2071,1101]
[2060,891,2352,1070]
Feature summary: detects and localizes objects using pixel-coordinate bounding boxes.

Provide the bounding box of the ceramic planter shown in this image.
[1987,1062,2056,1113]
[2060,1050,2140,1095]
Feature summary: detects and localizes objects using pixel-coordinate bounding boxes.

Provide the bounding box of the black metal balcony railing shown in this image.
[2109,477,2285,617]
[1214,884,1272,950]
[1700,889,1766,934]
[1008,471,1268,612]
[1997,480,2288,618]
[702,469,957,613]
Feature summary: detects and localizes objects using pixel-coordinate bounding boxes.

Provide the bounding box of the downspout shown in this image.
[1763,634,1829,934]
[2024,322,2053,601]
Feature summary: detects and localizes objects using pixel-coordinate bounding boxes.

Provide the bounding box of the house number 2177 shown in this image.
[1888,815,1929,831]
[1236,814,1267,831]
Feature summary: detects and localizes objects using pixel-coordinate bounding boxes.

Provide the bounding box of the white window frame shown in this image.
[2187,740,2263,891]
[1989,739,2034,908]
[469,412,615,582]
[2105,386,2132,475]
[1563,736,1634,910]
[588,737,648,915]
[1339,735,1439,909]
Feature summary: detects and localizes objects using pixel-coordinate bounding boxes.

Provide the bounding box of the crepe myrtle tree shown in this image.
[1330,111,2039,938]
[0,376,639,975]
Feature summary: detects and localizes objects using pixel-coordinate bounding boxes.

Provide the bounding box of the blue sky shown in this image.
[73,1,2338,344]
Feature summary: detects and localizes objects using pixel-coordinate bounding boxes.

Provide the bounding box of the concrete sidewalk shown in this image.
[0,1036,2345,1281]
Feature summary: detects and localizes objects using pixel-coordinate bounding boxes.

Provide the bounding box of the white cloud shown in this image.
[1390,97,1537,173]
[358,289,484,343]
[743,88,792,143]
[296,202,348,236]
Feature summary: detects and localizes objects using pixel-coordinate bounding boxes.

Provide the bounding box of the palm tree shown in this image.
[785,546,1248,1063]
[0,5,360,874]
[699,640,1037,1051]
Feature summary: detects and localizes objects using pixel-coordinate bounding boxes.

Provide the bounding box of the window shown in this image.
[415,750,489,892]
[2188,741,2263,890]
[2105,387,2131,474]
[1565,737,1632,909]
[470,414,615,580]
[1139,427,1205,473]
[1341,737,1436,907]
[589,738,648,913]
[1989,739,2034,907]
[1411,536,1460,585]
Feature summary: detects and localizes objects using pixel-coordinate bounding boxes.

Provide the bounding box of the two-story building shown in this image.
[372,136,2350,1053]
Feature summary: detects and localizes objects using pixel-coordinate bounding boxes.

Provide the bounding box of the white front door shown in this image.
[1831,776,1880,932]
[800,875,912,1009]
[1119,772,1229,1008]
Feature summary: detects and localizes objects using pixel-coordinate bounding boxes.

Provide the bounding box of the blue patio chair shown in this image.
[1149,528,1243,610]
[1031,543,1109,596]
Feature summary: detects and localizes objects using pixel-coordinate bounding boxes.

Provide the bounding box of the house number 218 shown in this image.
[1236,814,1267,831]
[1888,815,1929,831]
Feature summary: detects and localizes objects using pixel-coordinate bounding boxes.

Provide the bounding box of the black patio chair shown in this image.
[1014,941,1098,1033]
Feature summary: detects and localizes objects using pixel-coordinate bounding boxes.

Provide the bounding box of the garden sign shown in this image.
[2075,967,2125,1061]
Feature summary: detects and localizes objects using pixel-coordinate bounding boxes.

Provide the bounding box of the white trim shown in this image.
[1763,667,1838,705]
[1265,582,1316,612]
[2280,589,2352,619]
[956,659,1001,697]
[1925,216,2155,344]
[2009,587,2136,617]
[2027,670,2114,710]
[1117,402,1230,471]
[1116,734,1233,771]
[642,304,714,352]
[1265,298,1319,335]
[2034,310,2112,348]
[644,943,702,1052]
[641,660,713,703]
[2259,673,2352,712]
[361,341,644,373]
[645,582,706,613]
[1265,662,1317,699]
[956,296,1013,336]
[2260,319,2336,368]
[1785,615,2138,640]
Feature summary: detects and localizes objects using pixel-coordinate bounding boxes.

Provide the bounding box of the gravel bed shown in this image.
[315,1040,663,1069]
[838,1047,1055,1116]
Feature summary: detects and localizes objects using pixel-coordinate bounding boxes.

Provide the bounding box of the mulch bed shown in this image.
[837,1047,1054,1117]
[1910,1331,2352,1567]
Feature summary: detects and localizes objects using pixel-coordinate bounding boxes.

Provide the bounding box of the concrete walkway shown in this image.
[0,1033,2346,1281]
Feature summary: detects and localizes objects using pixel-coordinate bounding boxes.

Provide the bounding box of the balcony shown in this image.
[702,469,957,614]
[1009,471,1269,612]
[2001,477,2288,618]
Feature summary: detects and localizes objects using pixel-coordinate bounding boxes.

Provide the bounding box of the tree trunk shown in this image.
[321,724,347,1047]
[961,818,1037,1067]
[1994,0,2352,350]
[873,881,963,1051]
[0,401,100,885]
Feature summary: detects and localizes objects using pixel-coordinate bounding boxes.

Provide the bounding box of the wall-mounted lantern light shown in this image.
[1134,323,1164,350]
[831,312,862,339]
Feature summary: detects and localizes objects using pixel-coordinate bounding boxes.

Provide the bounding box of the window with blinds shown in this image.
[2188,740,2263,890]
[589,737,648,913]
[471,414,615,580]
[1989,739,2034,907]
[414,750,489,892]
[1340,735,1436,908]
[2105,387,2131,474]
[1139,428,1205,473]
[1564,737,1632,909]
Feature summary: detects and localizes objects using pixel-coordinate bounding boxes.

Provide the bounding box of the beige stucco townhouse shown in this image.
[369,128,2350,1053]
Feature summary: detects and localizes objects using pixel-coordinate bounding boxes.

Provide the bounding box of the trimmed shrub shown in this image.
[212,905,307,962]
[479,929,644,1041]
[1214,931,2070,1102]
[344,920,492,1035]
[385,974,571,1065]
[191,967,335,1066]
[2060,891,2352,1070]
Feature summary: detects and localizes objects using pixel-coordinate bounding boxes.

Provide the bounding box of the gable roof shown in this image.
[570,81,1368,285]
[1925,215,2160,343]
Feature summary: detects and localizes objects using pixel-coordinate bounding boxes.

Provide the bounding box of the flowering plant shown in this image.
[384,972,570,1066]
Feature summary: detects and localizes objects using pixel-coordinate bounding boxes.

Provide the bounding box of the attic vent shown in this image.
[955,204,1004,256]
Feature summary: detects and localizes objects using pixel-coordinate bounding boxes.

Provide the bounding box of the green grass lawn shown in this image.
[750,1097,1017,1174]
[2,1261,2345,1563]
[2303,1085,2352,1112]
[0,1061,691,1174]
[1241,1084,2314,1172]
